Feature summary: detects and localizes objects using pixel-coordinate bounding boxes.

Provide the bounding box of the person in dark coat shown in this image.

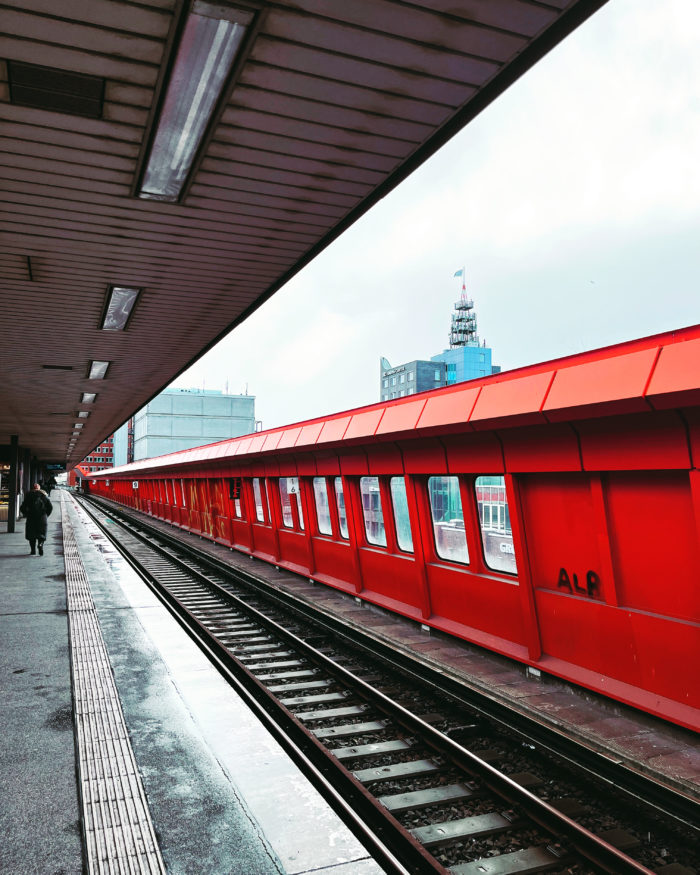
[44,475,57,496]
[20,483,52,556]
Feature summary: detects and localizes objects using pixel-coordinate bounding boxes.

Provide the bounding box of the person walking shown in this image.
[20,483,52,555]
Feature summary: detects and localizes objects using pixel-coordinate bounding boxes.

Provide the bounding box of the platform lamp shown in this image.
[136,1,259,203]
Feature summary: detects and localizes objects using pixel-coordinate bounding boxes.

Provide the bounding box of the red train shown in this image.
[87,325,700,732]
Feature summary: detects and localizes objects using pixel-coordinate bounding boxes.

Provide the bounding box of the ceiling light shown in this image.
[81,392,97,403]
[88,360,110,379]
[73,423,84,429]
[100,286,140,331]
[78,411,90,418]
[138,1,253,202]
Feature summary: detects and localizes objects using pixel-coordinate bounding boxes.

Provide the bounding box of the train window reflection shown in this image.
[428,476,469,564]
[252,477,266,522]
[390,476,413,553]
[334,477,349,539]
[313,477,332,535]
[280,476,304,530]
[360,476,386,546]
[475,476,517,574]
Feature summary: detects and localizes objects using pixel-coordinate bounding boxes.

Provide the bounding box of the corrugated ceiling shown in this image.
[0,0,608,467]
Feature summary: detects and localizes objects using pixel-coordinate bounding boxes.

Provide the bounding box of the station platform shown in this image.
[0,491,382,874]
[100,497,700,808]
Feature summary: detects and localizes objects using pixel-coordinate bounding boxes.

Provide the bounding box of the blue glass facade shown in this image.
[430,344,495,384]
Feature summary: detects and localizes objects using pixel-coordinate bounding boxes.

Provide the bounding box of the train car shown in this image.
[89,325,700,732]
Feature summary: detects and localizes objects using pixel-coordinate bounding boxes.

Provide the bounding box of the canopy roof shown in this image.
[0,0,607,467]
[95,323,700,478]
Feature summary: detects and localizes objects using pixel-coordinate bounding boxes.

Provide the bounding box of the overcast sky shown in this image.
[171,0,700,431]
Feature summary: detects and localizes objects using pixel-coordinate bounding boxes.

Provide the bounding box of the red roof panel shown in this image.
[645,337,700,409]
[344,408,385,440]
[544,347,658,420]
[470,371,554,427]
[417,385,481,429]
[376,398,427,435]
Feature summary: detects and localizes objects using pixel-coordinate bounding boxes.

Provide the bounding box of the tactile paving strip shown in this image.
[62,493,166,875]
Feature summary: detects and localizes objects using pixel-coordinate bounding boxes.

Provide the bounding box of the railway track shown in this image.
[77,494,699,875]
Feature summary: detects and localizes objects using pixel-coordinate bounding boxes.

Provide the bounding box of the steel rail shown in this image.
[77,496,444,875]
[102,497,699,839]
[79,497,674,873]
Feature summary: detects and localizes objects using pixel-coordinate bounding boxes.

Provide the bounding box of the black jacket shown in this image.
[20,490,52,540]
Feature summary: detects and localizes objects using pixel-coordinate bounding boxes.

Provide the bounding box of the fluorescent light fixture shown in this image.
[138,1,253,202]
[78,411,90,418]
[73,423,84,429]
[88,360,110,379]
[81,392,97,403]
[101,286,140,331]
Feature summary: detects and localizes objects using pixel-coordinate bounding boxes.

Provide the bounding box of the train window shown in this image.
[428,476,469,564]
[279,477,305,530]
[360,476,386,547]
[313,477,332,535]
[390,477,413,553]
[475,476,517,575]
[252,477,266,523]
[334,477,349,539]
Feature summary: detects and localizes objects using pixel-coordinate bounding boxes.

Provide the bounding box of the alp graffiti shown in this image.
[557,568,600,599]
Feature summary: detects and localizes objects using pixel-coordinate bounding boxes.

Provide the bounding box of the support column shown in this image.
[8,435,18,533]
[22,449,31,494]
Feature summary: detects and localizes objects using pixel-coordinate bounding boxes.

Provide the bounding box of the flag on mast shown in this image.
[453,269,463,277]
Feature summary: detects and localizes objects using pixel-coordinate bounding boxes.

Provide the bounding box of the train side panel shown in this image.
[85,326,700,731]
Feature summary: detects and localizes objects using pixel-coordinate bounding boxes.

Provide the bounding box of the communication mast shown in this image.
[449,269,478,348]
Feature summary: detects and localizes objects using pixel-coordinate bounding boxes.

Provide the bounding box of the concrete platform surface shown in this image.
[0,498,82,875]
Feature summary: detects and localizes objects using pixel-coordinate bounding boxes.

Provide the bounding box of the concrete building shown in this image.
[112,418,133,469]
[133,388,256,461]
[380,287,500,401]
[68,435,115,487]
[380,358,447,399]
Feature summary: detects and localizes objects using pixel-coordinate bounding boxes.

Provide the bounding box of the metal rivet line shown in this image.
[62,493,166,875]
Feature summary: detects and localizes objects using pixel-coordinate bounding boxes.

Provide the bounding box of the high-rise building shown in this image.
[132,387,255,461]
[380,278,499,401]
